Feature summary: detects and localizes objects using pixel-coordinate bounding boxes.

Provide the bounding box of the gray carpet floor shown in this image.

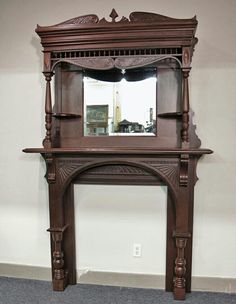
[0,277,236,304]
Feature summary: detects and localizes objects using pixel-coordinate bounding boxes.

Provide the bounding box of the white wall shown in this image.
[75,185,167,274]
[0,0,236,281]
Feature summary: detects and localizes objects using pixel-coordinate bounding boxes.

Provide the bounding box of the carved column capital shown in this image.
[43,71,54,81]
[182,69,190,78]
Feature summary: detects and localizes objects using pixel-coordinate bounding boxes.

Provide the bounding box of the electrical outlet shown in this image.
[133,243,142,257]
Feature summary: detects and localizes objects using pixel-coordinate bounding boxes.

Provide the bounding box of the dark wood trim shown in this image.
[63,184,76,285]
[165,190,176,292]
[23,148,213,155]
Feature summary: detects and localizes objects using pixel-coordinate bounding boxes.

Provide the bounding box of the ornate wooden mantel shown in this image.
[24,10,212,301]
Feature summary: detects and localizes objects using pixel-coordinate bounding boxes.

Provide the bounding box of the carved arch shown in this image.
[58,159,178,214]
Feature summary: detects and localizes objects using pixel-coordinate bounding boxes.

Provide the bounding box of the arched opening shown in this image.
[75,184,167,287]
[61,161,177,290]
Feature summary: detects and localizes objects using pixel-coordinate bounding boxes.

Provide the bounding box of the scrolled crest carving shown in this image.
[57,14,99,26]
[41,9,196,29]
[130,12,178,22]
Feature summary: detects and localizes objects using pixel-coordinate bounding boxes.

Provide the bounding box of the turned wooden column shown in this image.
[47,225,68,291]
[181,69,190,143]
[173,232,191,300]
[181,47,191,146]
[42,68,54,148]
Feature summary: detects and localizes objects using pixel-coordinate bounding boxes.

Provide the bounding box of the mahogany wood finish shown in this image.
[24,9,212,300]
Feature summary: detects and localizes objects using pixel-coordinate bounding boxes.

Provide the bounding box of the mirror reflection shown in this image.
[83,68,157,136]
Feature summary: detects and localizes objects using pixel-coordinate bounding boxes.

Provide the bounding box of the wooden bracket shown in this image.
[43,153,56,183]
[179,154,189,187]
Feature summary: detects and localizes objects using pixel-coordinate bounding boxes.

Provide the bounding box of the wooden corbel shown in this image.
[43,153,56,183]
[179,154,189,187]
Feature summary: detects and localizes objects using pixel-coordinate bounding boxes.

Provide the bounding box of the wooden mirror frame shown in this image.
[24,9,212,300]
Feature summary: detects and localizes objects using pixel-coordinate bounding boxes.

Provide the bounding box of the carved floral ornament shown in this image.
[51,55,182,72]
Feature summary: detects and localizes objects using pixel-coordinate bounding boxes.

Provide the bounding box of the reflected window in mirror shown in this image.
[83,67,157,136]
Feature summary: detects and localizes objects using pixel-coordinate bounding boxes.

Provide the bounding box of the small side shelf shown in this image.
[158,112,182,119]
[52,113,81,119]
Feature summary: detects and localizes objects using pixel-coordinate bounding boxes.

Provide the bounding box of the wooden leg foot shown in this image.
[174,287,186,300]
[52,271,68,291]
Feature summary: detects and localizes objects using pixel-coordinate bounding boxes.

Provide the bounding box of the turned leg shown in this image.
[173,232,190,300]
[48,225,69,291]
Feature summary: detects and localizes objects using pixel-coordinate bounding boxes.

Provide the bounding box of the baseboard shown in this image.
[0,263,51,281]
[77,269,165,289]
[0,263,235,293]
[191,276,236,293]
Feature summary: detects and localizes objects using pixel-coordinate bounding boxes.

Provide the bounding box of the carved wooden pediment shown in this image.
[38,9,197,28]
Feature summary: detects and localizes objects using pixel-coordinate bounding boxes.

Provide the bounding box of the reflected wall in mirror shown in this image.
[83,68,157,136]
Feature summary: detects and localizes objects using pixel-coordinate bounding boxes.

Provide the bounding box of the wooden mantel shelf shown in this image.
[23,147,213,155]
